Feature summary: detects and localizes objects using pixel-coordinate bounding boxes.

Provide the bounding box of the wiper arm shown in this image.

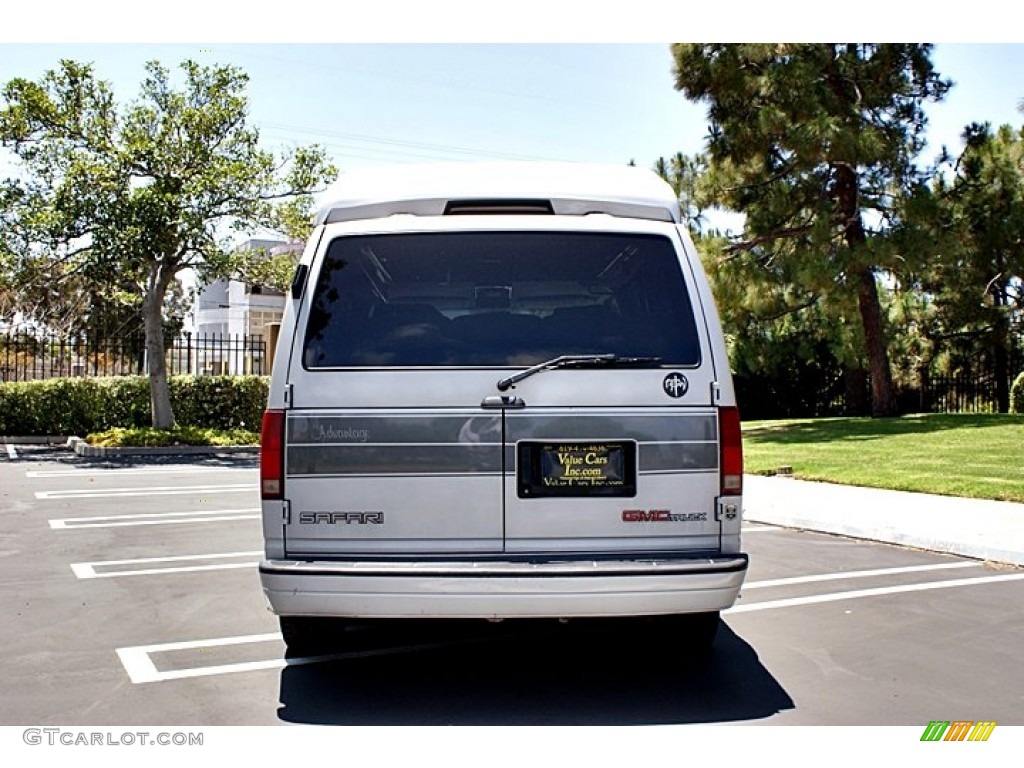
[496,354,661,391]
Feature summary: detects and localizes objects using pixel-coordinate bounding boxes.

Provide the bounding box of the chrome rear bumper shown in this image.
[260,554,748,619]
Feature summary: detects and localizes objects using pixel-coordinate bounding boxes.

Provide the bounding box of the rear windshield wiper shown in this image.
[496,354,661,391]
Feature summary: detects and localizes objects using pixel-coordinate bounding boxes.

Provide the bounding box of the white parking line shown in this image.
[36,484,255,500]
[728,571,1024,614]
[71,550,262,579]
[743,560,981,589]
[50,508,260,529]
[117,633,284,683]
[116,631,501,684]
[116,569,1024,684]
[27,467,255,478]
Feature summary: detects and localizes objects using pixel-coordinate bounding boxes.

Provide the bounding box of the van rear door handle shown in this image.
[481,395,526,409]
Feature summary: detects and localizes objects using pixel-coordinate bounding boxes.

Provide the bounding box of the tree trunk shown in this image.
[856,266,899,417]
[843,366,870,416]
[992,286,1010,413]
[143,263,176,429]
[832,157,899,418]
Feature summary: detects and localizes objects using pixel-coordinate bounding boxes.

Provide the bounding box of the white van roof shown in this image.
[314,162,682,225]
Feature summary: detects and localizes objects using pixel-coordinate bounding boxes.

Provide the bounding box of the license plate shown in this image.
[517,441,637,498]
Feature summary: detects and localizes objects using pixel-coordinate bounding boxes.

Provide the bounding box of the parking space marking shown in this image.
[50,507,260,529]
[71,550,262,579]
[744,560,981,589]
[117,633,284,683]
[729,570,1024,613]
[27,467,255,478]
[115,568,1024,684]
[36,484,255,500]
[117,631,504,684]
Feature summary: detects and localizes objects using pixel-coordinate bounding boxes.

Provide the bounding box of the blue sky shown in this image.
[2,43,1022,179]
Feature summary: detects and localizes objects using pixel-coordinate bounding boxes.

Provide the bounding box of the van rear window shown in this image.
[302,231,701,368]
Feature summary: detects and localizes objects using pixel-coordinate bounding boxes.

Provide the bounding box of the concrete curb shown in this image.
[66,436,258,458]
[1,436,68,445]
[3,435,259,457]
[744,475,1024,568]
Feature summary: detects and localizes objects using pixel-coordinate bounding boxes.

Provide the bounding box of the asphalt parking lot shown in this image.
[2,444,1022,726]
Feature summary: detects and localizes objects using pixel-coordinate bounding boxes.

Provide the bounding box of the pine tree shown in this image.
[671,44,951,416]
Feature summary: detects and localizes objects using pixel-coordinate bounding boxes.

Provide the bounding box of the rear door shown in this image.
[281,223,511,557]
[282,406,504,556]
[504,404,722,555]
[280,218,721,558]
[495,226,723,554]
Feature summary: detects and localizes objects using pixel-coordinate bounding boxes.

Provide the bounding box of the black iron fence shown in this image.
[915,370,1009,414]
[739,366,1022,418]
[0,329,267,382]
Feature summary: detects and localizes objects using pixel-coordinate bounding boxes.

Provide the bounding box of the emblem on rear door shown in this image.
[622,510,707,522]
[298,511,384,525]
[663,373,689,398]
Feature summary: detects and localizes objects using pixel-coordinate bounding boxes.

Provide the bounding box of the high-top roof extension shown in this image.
[314,162,682,225]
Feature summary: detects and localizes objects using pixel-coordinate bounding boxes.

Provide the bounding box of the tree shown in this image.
[0,59,336,427]
[653,151,708,232]
[221,241,300,297]
[671,44,951,416]
[912,123,1024,410]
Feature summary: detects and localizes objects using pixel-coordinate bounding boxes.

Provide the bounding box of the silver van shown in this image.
[259,162,747,654]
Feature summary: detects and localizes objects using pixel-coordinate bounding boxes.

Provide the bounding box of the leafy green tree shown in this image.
[0,59,336,427]
[227,242,302,295]
[671,43,951,416]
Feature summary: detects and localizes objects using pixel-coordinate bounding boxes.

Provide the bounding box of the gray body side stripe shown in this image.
[289,414,717,443]
[286,414,718,476]
[287,442,716,476]
[288,445,502,476]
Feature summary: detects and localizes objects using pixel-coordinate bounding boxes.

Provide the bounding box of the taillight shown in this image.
[261,409,285,500]
[719,406,743,496]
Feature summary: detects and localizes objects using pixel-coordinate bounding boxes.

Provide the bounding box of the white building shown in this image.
[191,238,294,375]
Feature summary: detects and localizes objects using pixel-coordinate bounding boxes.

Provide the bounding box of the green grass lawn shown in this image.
[742,413,1024,503]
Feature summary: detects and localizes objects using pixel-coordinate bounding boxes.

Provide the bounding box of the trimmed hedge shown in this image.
[1012,371,1024,414]
[0,376,268,436]
[86,426,260,447]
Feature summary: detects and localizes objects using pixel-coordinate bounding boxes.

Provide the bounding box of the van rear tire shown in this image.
[279,616,350,656]
[655,611,720,652]
[686,611,720,649]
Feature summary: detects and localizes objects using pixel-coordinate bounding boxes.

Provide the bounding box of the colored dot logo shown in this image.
[920,721,996,741]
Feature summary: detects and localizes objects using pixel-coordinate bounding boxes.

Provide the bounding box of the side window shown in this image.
[302,231,701,368]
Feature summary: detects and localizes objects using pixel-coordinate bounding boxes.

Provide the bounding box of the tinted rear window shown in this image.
[303,231,701,368]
